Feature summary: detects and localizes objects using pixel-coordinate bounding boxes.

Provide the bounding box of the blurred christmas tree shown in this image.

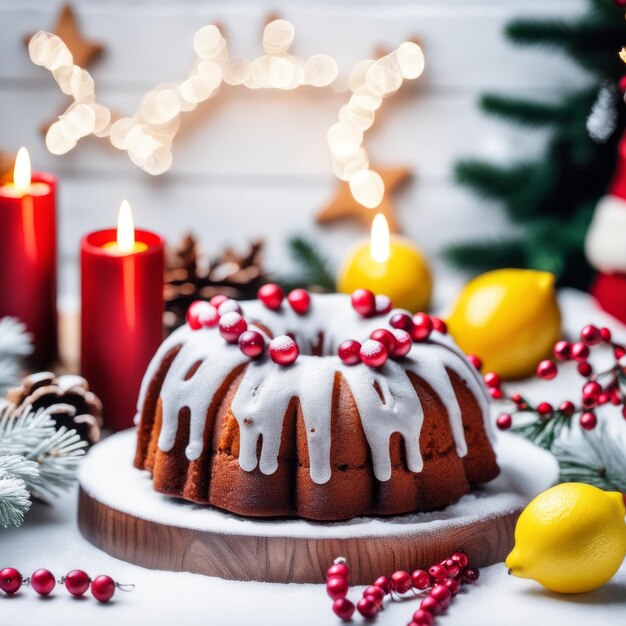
[445,0,626,290]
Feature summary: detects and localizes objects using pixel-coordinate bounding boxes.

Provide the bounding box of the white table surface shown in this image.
[1,289,625,625]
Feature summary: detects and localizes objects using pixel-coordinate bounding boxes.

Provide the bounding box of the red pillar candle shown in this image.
[81,201,164,431]
[0,147,57,366]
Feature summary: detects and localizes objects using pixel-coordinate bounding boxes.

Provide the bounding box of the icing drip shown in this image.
[136,294,493,485]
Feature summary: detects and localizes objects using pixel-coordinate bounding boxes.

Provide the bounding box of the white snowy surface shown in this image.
[1,288,625,624]
[78,429,556,538]
[0,485,624,626]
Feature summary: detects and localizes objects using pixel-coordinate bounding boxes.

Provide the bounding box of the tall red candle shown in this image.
[81,202,164,431]
[0,148,57,366]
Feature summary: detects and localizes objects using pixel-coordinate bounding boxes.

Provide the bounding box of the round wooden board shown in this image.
[78,430,557,584]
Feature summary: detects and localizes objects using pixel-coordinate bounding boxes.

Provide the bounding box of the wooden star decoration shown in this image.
[316,166,412,234]
[24,3,104,134]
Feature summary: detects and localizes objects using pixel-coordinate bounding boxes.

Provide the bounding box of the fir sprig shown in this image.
[278,236,337,292]
[0,402,87,527]
[0,317,33,393]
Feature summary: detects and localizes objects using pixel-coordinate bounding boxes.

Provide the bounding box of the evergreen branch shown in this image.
[0,402,87,502]
[454,160,536,202]
[0,317,33,393]
[0,470,31,528]
[480,94,566,128]
[443,239,527,273]
[279,236,337,292]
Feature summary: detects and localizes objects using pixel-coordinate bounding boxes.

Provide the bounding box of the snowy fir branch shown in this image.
[0,402,87,527]
[0,317,33,393]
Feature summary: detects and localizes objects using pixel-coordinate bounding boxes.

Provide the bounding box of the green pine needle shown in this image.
[278,236,337,293]
[443,239,527,274]
[480,94,565,128]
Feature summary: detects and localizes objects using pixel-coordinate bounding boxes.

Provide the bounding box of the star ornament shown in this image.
[316,166,412,233]
[24,4,103,68]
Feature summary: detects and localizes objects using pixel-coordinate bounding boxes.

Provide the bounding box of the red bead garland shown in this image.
[64,569,91,597]
[91,575,116,603]
[0,568,134,603]
[30,569,55,596]
[494,322,626,433]
[0,568,22,595]
[326,551,480,624]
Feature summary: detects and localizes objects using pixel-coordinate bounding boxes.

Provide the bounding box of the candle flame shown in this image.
[14,147,31,193]
[117,200,136,253]
[370,213,390,263]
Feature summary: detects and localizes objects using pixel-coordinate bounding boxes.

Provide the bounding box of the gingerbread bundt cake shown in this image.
[134,288,499,521]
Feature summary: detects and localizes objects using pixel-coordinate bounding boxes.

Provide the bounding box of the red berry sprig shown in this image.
[0,567,134,602]
[490,324,625,437]
[325,552,479,624]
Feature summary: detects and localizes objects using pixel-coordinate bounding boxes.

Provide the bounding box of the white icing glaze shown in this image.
[136,293,491,484]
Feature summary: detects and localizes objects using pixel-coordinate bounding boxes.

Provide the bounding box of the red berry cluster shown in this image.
[325,552,479,624]
[351,290,392,318]
[490,324,626,433]
[0,567,134,603]
[340,294,447,369]
[186,284,309,366]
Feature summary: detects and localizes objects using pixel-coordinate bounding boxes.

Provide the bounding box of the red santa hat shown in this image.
[585,130,626,272]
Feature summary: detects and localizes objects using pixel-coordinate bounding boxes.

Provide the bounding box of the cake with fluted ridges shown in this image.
[134,290,499,521]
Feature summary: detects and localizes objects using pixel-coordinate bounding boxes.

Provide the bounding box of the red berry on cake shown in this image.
[238,330,265,359]
[359,339,388,368]
[258,283,285,310]
[209,294,229,309]
[269,335,299,365]
[351,289,376,317]
[338,339,361,365]
[411,313,433,341]
[218,299,242,316]
[431,316,448,334]
[375,294,392,315]
[389,312,413,332]
[287,288,311,315]
[483,372,501,388]
[466,354,482,370]
[370,328,397,353]
[390,329,412,359]
[219,312,248,343]
[186,301,219,329]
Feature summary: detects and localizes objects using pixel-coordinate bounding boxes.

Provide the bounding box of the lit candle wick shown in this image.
[13,147,32,194]
[370,213,390,263]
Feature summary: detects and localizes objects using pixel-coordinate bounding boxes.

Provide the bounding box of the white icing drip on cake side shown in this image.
[136,293,491,485]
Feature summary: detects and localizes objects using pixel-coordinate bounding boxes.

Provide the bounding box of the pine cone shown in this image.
[6,372,102,446]
[164,234,269,333]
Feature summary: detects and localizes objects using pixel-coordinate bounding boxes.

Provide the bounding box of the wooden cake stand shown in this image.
[78,430,557,584]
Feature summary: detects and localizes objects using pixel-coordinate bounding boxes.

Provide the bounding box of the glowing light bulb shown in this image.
[14,147,32,194]
[370,213,390,264]
[117,200,136,253]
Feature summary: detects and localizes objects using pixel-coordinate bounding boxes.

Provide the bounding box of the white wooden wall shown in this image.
[0,0,589,303]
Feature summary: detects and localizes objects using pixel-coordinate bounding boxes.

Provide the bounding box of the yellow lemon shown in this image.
[506,483,626,594]
[337,237,432,313]
[446,269,561,379]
